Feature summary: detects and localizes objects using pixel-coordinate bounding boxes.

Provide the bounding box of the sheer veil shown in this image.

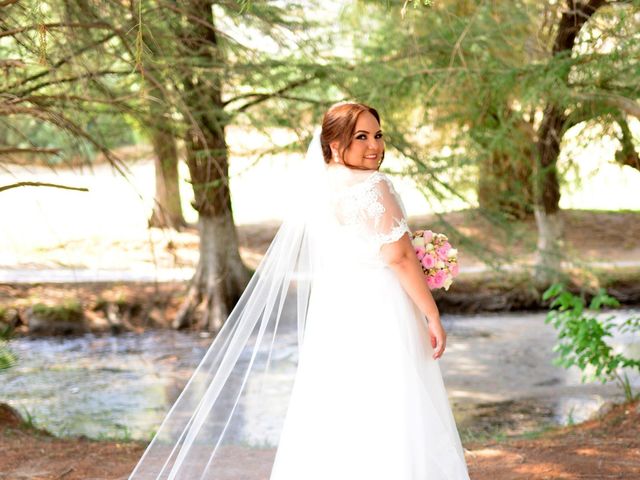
[128,127,328,480]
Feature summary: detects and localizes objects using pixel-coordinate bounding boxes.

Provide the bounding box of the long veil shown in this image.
[129,128,327,480]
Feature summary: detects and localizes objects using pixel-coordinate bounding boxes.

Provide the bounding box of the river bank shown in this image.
[2,263,639,336]
[1,398,638,480]
[1,208,639,336]
[3,311,638,445]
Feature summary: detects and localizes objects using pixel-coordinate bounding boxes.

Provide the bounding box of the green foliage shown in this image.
[0,343,18,371]
[31,301,84,323]
[543,283,640,401]
[18,406,38,430]
[0,321,18,371]
[345,0,639,223]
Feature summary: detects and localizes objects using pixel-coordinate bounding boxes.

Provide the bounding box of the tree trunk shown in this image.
[173,214,248,331]
[532,0,609,282]
[172,0,250,332]
[477,115,536,219]
[148,125,186,230]
[535,104,564,215]
[615,114,640,171]
[172,126,250,332]
[532,206,564,287]
[533,0,609,216]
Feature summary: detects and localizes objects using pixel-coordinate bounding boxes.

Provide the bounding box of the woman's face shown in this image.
[331,111,384,170]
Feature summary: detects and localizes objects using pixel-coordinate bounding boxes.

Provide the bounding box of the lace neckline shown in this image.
[326,162,379,174]
[325,163,382,189]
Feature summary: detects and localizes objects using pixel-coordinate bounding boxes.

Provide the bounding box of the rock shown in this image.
[25,304,89,336]
[146,307,166,328]
[105,302,133,333]
[84,309,111,333]
[0,308,21,329]
[593,400,615,419]
[0,402,24,428]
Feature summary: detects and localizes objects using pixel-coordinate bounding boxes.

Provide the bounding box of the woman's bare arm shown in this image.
[380,232,447,359]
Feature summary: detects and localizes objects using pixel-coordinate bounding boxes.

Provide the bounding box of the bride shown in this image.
[128,102,471,480]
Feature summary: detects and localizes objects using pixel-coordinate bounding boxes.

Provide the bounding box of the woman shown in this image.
[128,102,470,480]
[269,102,470,479]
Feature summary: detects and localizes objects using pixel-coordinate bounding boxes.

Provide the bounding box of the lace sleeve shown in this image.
[366,173,411,249]
[334,172,411,251]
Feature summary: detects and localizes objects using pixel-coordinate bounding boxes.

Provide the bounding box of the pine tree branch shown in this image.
[9,70,133,98]
[228,74,321,112]
[0,22,111,38]
[573,92,640,119]
[0,182,89,193]
[0,147,60,155]
[1,105,130,177]
[1,32,118,94]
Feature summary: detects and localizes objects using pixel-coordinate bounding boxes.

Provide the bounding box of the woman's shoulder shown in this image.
[347,169,393,189]
[365,171,400,196]
[336,170,402,202]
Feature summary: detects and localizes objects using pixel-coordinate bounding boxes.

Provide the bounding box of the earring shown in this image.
[333,151,339,163]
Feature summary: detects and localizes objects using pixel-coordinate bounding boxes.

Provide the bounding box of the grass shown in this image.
[17,406,41,431]
[93,424,135,443]
[31,300,84,323]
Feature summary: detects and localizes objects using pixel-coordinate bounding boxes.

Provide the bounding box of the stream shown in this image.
[2,309,639,444]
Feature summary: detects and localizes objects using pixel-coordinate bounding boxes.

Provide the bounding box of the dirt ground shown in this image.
[1,399,638,480]
[3,208,640,273]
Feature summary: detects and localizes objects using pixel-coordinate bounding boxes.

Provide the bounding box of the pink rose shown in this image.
[450,263,459,276]
[421,253,436,269]
[414,246,426,260]
[426,275,437,290]
[423,230,434,243]
[436,242,451,260]
[432,270,446,288]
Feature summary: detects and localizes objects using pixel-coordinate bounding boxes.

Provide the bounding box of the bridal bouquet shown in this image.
[411,230,459,290]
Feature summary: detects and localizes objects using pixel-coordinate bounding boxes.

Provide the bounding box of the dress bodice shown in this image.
[312,164,411,271]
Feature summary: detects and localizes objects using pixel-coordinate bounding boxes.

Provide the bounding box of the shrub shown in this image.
[543,283,640,401]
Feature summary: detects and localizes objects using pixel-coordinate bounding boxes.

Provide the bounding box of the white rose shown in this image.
[412,236,425,248]
[436,260,445,269]
[447,248,458,259]
[425,243,435,251]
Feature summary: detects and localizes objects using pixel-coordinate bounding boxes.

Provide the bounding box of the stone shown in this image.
[25,305,89,336]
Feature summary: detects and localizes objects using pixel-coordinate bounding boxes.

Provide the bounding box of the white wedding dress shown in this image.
[269,164,470,480]
[126,137,470,480]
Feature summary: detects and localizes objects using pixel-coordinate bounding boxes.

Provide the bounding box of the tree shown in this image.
[340,0,639,280]
[345,0,639,216]
[144,0,339,331]
[0,3,137,176]
[0,1,187,230]
[1,0,347,332]
[527,0,640,284]
[5,0,349,331]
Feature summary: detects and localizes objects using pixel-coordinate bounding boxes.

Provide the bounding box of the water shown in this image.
[2,310,639,443]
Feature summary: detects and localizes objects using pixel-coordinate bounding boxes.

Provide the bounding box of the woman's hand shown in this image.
[428,320,447,360]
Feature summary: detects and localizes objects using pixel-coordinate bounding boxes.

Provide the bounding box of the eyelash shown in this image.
[356,133,383,140]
